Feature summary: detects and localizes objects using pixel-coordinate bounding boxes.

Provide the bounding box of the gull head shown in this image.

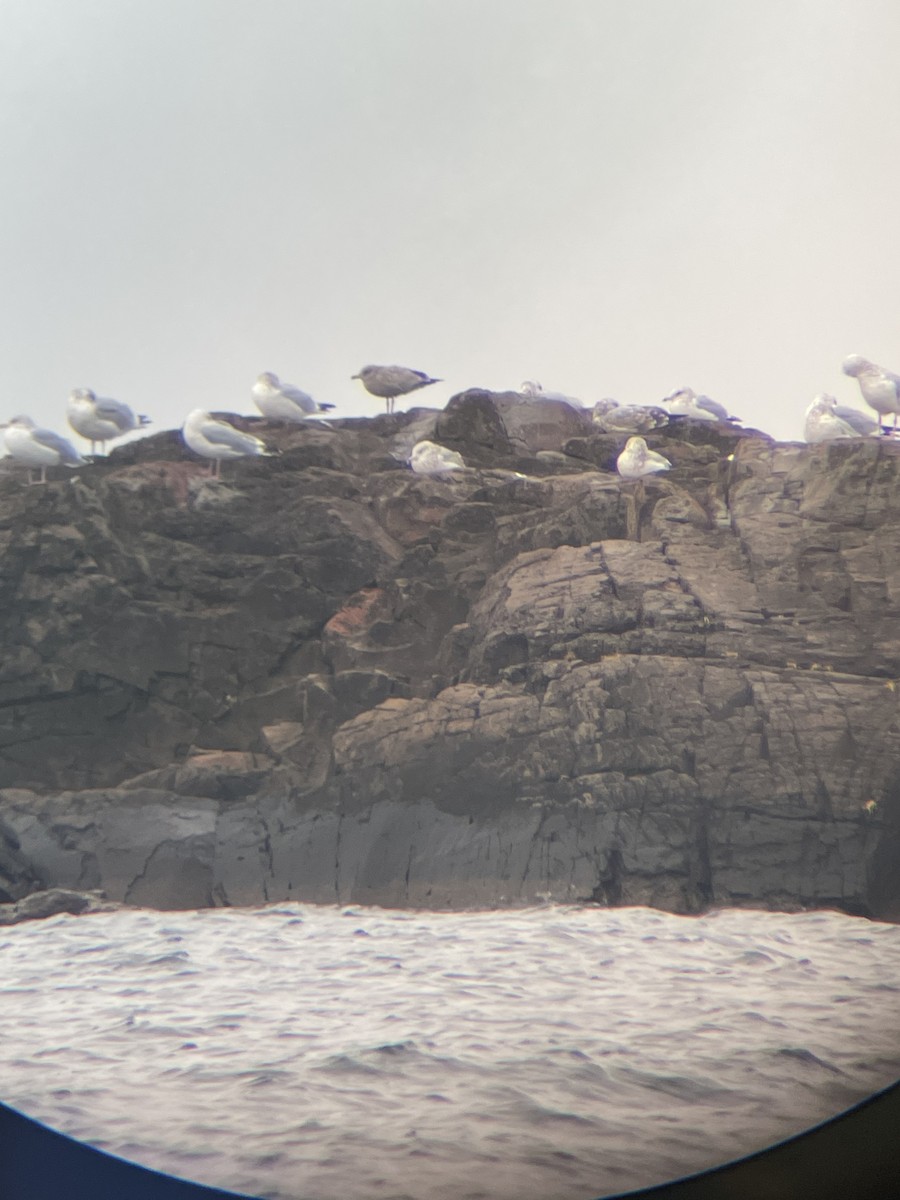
[256,372,279,388]
[842,355,871,378]
[69,387,96,403]
[805,394,834,417]
[663,387,697,411]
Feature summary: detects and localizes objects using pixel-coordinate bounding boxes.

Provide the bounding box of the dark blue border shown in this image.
[2,1081,899,1199]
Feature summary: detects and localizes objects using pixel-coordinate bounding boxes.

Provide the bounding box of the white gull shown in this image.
[616,436,672,479]
[841,355,900,431]
[2,415,86,484]
[664,387,738,423]
[520,381,581,404]
[67,388,151,455]
[251,372,335,424]
[409,440,466,475]
[182,410,272,478]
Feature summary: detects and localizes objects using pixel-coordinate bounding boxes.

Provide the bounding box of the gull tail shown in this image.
[138,415,152,426]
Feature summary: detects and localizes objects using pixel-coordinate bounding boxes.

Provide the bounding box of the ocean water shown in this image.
[1,903,899,1200]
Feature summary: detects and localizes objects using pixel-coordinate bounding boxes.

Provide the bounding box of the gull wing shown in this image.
[884,369,900,398]
[834,404,879,435]
[695,395,732,422]
[32,428,83,464]
[388,366,437,389]
[201,417,263,452]
[279,382,317,413]
[93,398,135,431]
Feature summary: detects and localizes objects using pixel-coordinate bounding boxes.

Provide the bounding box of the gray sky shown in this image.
[1,0,899,444]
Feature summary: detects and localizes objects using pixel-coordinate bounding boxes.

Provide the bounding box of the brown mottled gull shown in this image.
[804,394,873,442]
[352,364,441,414]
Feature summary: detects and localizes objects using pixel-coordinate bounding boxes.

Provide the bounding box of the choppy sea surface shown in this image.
[1,904,899,1200]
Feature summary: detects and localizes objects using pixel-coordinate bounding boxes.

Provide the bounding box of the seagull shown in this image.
[841,355,900,432]
[520,380,580,403]
[181,410,272,478]
[805,394,879,442]
[804,395,868,443]
[663,387,738,423]
[616,436,672,479]
[351,364,441,413]
[1,415,86,484]
[593,401,669,433]
[251,372,335,424]
[67,388,151,455]
[409,440,466,475]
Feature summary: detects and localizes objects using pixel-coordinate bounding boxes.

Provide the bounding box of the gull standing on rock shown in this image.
[352,364,441,413]
[616,436,672,479]
[251,372,335,423]
[805,394,878,442]
[664,387,738,423]
[182,410,272,478]
[841,355,900,432]
[409,440,466,475]
[67,388,151,455]
[2,415,86,484]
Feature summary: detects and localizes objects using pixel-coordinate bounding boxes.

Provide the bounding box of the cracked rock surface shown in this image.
[0,391,898,918]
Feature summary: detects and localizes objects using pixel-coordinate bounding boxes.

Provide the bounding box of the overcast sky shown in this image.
[1,0,899,444]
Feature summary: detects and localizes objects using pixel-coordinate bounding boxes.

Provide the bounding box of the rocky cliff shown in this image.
[1,392,898,919]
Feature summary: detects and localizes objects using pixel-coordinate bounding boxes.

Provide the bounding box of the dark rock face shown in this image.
[0,391,898,918]
[0,887,119,925]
